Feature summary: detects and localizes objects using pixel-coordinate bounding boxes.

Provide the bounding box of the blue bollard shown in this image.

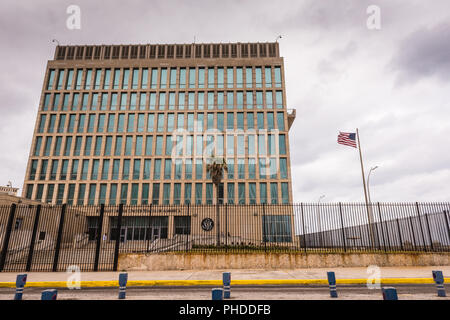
[382,287,398,300]
[14,274,27,300]
[432,270,446,297]
[41,289,57,300]
[327,271,338,298]
[118,273,128,299]
[223,272,231,299]
[212,288,223,300]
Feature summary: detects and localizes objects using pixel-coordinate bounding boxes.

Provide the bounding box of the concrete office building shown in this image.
[22,42,296,207]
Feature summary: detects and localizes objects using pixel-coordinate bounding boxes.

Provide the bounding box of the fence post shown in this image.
[409,216,417,251]
[185,203,189,253]
[415,202,427,251]
[146,204,153,252]
[396,219,404,251]
[26,205,42,271]
[225,203,228,253]
[300,203,307,253]
[93,204,105,271]
[338,202,346,252]
[424,213,434,251]
[262,203,267,253]
[377,203,387,252]
[113,203,124,271]
[443,210,450,247]
[52,204,67,272]
[0,203,17,272]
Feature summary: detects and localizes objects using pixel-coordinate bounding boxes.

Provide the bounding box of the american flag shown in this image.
[337,132,357,148]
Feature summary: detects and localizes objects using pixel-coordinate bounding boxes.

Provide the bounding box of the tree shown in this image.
[206,155,227,246]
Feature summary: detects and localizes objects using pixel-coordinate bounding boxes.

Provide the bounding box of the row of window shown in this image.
[38,111,286,134]
[25,181,290,205]
[55,43,278,61]
[42,90,285,111]
[28,157,289,181]
[32,134,288,158]
[46,66,282,91]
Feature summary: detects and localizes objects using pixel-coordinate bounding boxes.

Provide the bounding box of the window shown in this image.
[279,134,286,155]
[133,159,141,180]
[188,68,196,88]
[238,158,245,179]
[174,216,190,235]
[265,66,272,87]
[141,68,148,89]
[195,159,203,179]
[274,67,282,87]
[38,115,46,133]
[249,182,256,204]
[260,182,267,204]
[198,68,205,88]
[266,91,273,109]
[152,183,160,204]
[227,183,235,204]
[114,136,122,156]
[236,67,243,88]
[227,158,234,179]
[51,161,59,181]
[109,184,117,205]
[255,67,262,88]
[185,159,192,179]
[276,91,283,108]
[71,160,79,180]
[47,69,55,90]
[122,69,130,89]
[206,183,213,204]
[270,183,278,204]
[184,183,192,204]
[163,183,171,204]
[227,67,234,88]
[238,183,245,204]
[208,68,215,88]
[142,183,149,204]
[131,184,139,204]
[237,112,244,130]
[102,159,110,180]
[262,215,292,242]
[179,68,186,88]
[103,69,111,89]
[77,184,86,205]
[34,137,42,156]
[160,68,167,89]
[248,158,256,179]
[120,184,128,204]
[195,183,202,204]
[246,67,252,88]
[217,68,224,88]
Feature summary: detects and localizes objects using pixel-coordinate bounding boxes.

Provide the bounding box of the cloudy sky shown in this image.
[0,0,449,203]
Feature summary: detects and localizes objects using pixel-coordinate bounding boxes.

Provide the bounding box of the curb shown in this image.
[0,278,448,288]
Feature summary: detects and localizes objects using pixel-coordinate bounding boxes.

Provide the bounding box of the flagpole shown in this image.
[356,128,375,247]
[356,128,369,206]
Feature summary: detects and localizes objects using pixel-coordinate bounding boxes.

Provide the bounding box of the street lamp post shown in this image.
[367,166,378,205]
[317,195,325,248]
[367,166,378,248]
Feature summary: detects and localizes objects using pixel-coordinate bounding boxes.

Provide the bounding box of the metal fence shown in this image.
[0,202,449,272]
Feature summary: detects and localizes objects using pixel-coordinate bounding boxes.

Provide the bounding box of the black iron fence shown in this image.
[0,202,449,272]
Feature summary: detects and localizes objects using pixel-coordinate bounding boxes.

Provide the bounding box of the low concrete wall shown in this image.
[118,252,450,271]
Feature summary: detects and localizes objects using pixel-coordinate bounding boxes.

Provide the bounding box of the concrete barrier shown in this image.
[118,252,450,271]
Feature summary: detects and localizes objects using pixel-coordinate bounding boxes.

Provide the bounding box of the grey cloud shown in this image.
[390,22,450,85]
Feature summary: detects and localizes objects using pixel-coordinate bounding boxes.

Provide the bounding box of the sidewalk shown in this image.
[0,266,449,287]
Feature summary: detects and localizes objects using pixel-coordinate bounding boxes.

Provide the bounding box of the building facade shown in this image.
[22,42,296,206]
